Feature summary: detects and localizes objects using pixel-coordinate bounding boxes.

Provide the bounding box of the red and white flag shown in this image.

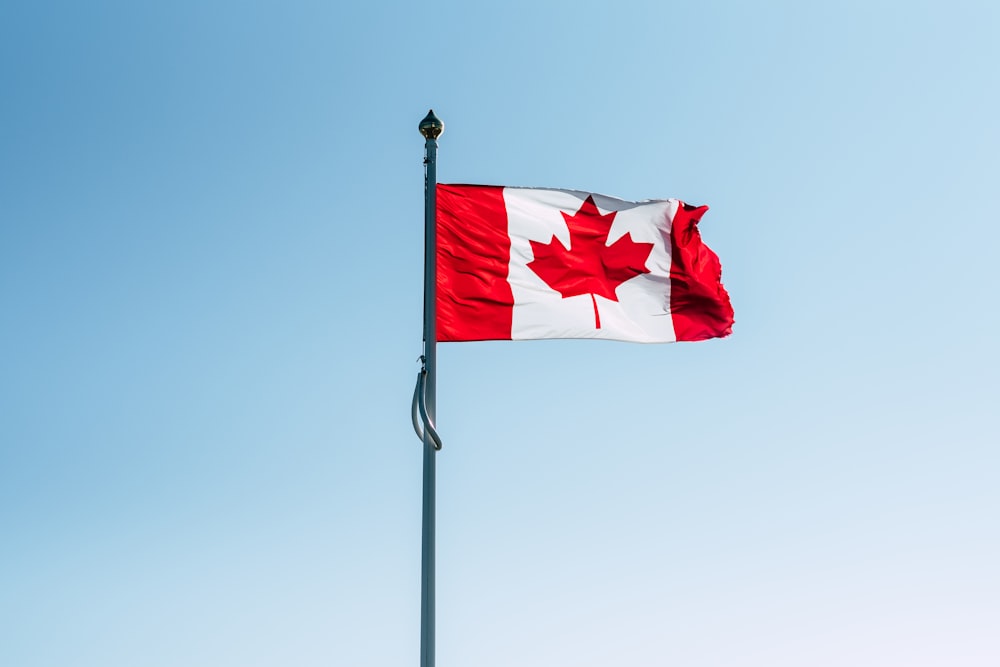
[436,184,734,343]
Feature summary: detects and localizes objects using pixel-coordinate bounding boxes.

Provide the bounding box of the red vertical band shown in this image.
[436,184,514,341]
[670,203,734,341]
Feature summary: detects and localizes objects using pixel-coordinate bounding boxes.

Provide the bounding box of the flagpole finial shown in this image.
[419,109,444,140]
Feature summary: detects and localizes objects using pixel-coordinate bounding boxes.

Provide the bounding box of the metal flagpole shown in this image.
[416,109,444,667]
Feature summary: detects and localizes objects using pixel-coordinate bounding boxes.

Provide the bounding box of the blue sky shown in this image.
[2,1,998,665]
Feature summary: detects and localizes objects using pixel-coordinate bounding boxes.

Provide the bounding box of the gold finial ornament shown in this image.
[419,109,444,139]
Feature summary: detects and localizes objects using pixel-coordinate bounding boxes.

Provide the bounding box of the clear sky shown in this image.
[2,1,998,666]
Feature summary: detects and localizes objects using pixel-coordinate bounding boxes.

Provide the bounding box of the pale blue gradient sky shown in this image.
[1,1,998,666]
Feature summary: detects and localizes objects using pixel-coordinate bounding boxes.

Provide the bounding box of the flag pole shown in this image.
[418,109,444,667]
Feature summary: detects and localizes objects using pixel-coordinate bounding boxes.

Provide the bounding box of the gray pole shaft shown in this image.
[420,128,439,667]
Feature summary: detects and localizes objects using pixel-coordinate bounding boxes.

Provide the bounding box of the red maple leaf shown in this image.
[528,195,654,329]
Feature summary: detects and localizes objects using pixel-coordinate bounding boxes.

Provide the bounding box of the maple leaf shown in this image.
[528,195,654,329]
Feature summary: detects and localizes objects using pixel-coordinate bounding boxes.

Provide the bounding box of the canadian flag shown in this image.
[436,185,733,343]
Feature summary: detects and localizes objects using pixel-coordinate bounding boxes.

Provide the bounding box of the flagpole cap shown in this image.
[419,109,444,140]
